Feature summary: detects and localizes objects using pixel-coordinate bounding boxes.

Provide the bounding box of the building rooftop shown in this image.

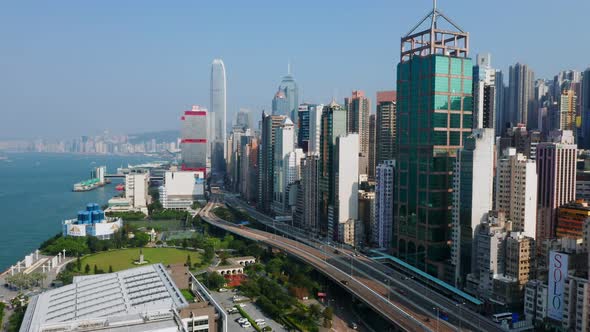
[20,264,188,332]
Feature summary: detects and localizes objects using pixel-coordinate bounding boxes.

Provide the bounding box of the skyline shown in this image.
[2,0,590,139]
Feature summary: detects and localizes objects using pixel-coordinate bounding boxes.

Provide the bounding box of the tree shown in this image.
[185,254,192,267]
[76,255,81,271]
[84,264,90,274]
[322,307,333,328]
[204,272,226,289]
[203,244,215,263]
[309,304,322,321]
[219,251,230,265]
[108,265,113,273]
[93,265,98,274]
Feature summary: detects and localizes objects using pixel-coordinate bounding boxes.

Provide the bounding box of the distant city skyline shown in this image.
[1,0,590,139]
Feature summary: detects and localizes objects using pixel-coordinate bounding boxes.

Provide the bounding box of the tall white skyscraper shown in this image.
[329,134,359,242]
[272,118,296,215]
[210,59,227,173]
[451,128,495,286]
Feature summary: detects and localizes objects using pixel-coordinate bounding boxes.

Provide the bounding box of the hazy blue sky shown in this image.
[1,0,589,139]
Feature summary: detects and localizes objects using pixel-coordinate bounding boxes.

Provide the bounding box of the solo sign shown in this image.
[547,251,569,321]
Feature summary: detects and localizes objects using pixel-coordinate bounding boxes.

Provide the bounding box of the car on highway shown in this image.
[350,322,358,329]
[237,318,248,324]
[341,280,349,285]
[241,322,251,328]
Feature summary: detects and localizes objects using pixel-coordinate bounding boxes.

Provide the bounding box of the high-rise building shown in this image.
[558,89,578,142]
[394,3,473,278]
[374,160,395,249]
[319,101,348,235]
[345,91,371,176]
[508,63,535,129]
[495,70,508,136]
[581,68,590,149]
[331,134,359,242]
[473,54,496,129]
[181,105,208,175]
[375,91,397,167]
[358,190,375,247]
[556,200,590,239]
[239,137,258,203]
[210,59,227,173]
[496,148,538,238]
[257,113,287,213]
[297,104,311,152]
[235,109,252,130]
[272,66,299,129]
[536,130,577,244]
[450,129,495,286]
[294,155,320,232]
[368,114,376,180]
[272,118,300,215]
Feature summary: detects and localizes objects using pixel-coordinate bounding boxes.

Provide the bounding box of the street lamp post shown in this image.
[455,302,465,331]
[433,307,439,332]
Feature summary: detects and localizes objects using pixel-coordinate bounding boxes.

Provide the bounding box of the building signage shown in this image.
[547,251,568,321]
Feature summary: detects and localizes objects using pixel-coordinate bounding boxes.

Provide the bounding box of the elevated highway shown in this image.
[201,202,454,332]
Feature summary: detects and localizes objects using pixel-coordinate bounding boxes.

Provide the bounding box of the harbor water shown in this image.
[0,153,158,271]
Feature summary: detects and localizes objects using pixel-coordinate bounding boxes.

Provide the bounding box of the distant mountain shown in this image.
[128,130,179,144]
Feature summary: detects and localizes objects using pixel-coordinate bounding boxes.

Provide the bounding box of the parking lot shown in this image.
[210,289,287,332]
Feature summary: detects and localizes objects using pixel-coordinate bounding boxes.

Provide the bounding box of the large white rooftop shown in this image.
[20,264,189,332]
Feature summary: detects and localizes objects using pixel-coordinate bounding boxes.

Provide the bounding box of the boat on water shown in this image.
[73,178,105,192]
[115,184,125,191]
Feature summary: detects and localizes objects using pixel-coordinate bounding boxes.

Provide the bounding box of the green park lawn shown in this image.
[127,219,185,231]
[80,247,202,273]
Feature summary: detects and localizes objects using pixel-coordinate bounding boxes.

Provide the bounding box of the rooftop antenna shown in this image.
[287,60,292,75]
[431,0,437,29]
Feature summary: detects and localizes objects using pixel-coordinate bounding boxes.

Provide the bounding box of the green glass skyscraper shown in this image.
[393,4,473,280]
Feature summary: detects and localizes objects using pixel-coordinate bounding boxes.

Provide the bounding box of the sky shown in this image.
[1,0,589,139]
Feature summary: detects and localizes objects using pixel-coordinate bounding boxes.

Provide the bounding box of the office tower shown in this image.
[508,63,535,129]
[358,190,375,247]
[496,148,538,238]
[257,112,287,213]
[210,59,227,173]
[582,68,590,149]
[331,134,359,242]
[536,130,577,244]
[297,104,311,152]
[272,118,299,215]
[375,91,397,167]
[374,160,395,249]
[180,105,208,175]
[502,125,541,160]
[559,89,578,142]
[368,114,376,180]
[473,54,496,129]
[345,91,371,176]
[306,104,323,155]
[394,3,473,278]
[272,66,299,128]
[495,70,508,136]
[319,101,348,235]
[227,127,249,192]
[450,129,495,286]
[294,155,320,232]
[235,109,252,130]
[239,137,258,203]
